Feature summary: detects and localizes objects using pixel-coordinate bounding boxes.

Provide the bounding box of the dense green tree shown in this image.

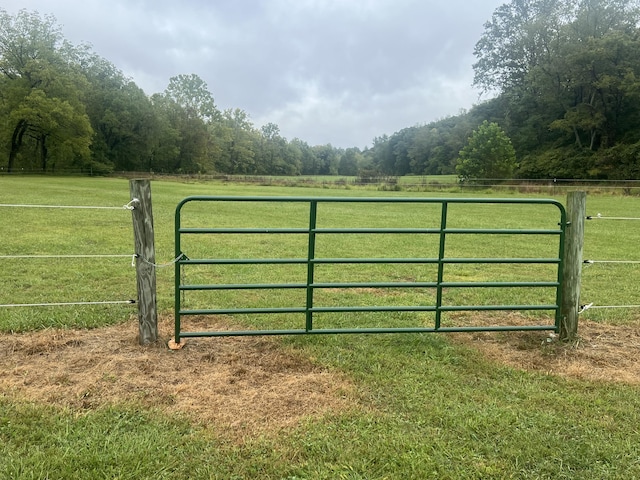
[279,141,303,175]
[0,9,93,172]
[258,122,300,175]
[472,0,640,179]
[456,121,517,181]
[80,53,161,173]
[312,144,339,175]
[214,108,258,174]
[407,115,476,175]
[338,147,362,176]
[368,135,394,174]
[152,74,219,173]
[389,128,416,175]
[164,73,218,122]
[291,138,320,174]
[473,0,569,93]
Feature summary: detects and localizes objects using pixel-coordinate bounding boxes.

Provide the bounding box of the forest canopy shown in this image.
[2,1,640,179]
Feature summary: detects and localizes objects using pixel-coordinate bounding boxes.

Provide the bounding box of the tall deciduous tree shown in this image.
[214,108,258,174]
[80,52,161,173]
[154,74,219,173]
[164,73,218,122]
[0,9,92,172]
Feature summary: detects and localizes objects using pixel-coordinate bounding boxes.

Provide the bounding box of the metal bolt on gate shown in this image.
[174,197,567,344]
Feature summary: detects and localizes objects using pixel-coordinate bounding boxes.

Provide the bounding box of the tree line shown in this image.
[0,9,371,176]
[368,0,640,180]
[3,1,640,179]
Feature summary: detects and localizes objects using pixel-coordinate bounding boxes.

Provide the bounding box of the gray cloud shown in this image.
[3,0,504,147]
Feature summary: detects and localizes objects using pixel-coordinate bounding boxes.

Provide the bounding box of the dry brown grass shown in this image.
[1,316,354,440]
[452,315,640,384]
[2,313,638,443]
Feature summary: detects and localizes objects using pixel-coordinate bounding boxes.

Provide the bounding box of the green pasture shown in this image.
[1,176,639,479]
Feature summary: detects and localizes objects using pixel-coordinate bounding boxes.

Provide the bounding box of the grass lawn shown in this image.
[0,176,639,479]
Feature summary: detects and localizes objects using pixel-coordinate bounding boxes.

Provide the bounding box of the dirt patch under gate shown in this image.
[1,314,639,441]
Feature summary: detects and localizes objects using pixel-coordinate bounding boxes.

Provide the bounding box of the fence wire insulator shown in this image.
[579,303,640,313]
[579,303,594,313]
[123,198,139,210]
[135,253,186,268]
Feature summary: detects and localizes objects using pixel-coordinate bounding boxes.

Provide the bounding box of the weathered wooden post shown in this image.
[559,191,586,341]
[129,179,158,345]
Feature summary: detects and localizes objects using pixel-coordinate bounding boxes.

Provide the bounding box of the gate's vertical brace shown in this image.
[129,179,158,345]
[305,200,318,331]
[174,198,183,345]
[435,201,448,329]
[560,191,586,341]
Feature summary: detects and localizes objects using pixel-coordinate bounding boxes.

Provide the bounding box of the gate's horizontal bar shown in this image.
[441,258,561,264]
[182,258,307,265]
[180,306,439,315]
[180,257,562,265]
[180,227,439,234]
[180,307,306,315]
[179,329,312,337]
[181,258,439,265]
[177,324,558,338]
[432,325,557,332]
[315,228,441,234]
[313,257,438,264]
[440,281,559,288]
[310,306,437,312]
[180,228,307,234]
[311,282,437,289]
[180,283,308,290]
[316,228,562,235]
[180,282,439,291]
[179,227,563,235]
[180,304,558,316]
[444,228,562,235]
[309,305,557,313]
[313,257,561,265]
[439,304,557,311]
[180,281,558,291]
[177,195,565,206]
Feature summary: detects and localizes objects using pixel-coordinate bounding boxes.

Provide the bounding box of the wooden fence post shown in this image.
[559,191,586,341]
[129,179,158,345]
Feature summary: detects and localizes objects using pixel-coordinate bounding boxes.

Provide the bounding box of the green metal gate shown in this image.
[174,196,567,343]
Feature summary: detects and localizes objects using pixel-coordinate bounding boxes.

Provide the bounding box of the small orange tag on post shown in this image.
[168,338,186,350]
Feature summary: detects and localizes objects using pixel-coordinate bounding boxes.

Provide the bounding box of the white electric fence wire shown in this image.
[0,200,137,210]
[0,300,136,308]
[0,253,184,268]
[0,254,133,259]
[586,213,640,220]
[583,260,640,266]
[579,302,640,313]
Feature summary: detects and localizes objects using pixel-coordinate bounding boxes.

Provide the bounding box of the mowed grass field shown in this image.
[1,176,639,479]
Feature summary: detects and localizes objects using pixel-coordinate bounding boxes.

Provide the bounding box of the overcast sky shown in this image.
[3,0,505,148]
